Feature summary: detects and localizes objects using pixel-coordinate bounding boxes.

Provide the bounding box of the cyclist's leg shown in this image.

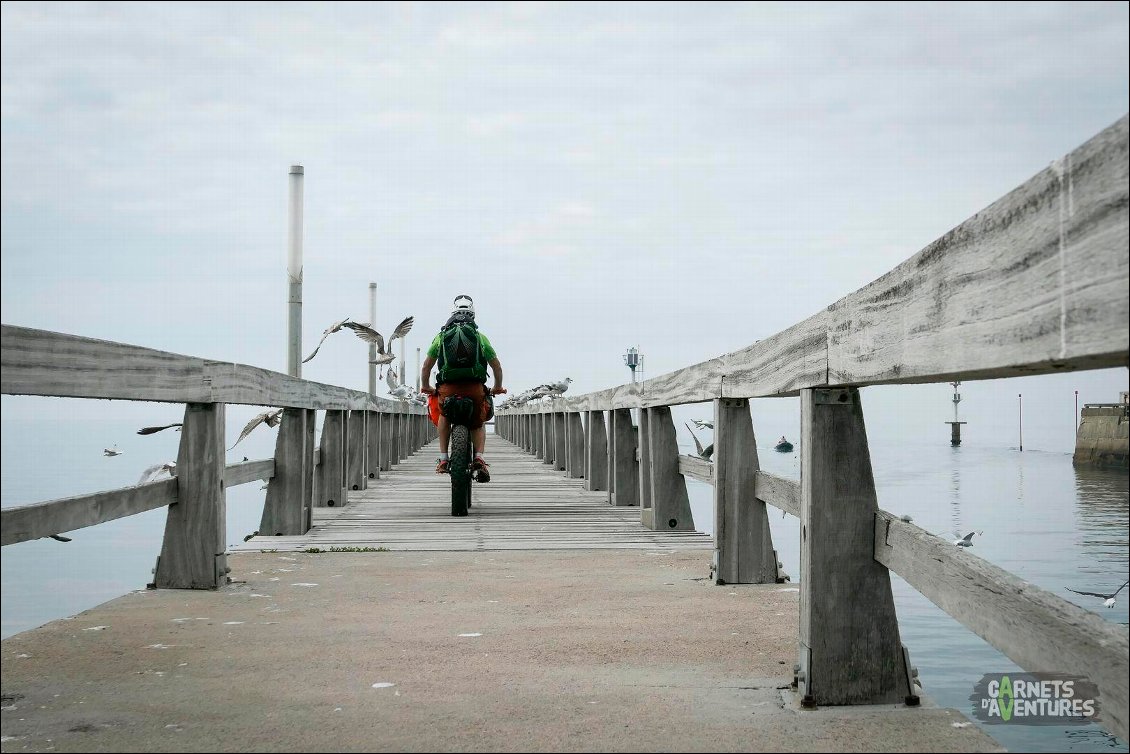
[472,425,486,454]
[438,414,451,454]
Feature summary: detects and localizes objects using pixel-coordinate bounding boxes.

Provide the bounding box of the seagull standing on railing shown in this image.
[350,316,414,379]
[1067,580,1129,608]
[138,461,177,485]
[229,409,284,450]
[386,366,414,401]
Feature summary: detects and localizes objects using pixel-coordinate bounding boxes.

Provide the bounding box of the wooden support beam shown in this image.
[799,387,908,705]
[712,398,777,584]
[316,410,345,507]
[260,407,308,536]
[542,413,554,465]
[610,409,638,507]
[554,412,567,471]
[566,412,585,478]
[585,410,608,492]
[638,408,653,527]
[365,411,381,483]
[346,410,365,491]
[644,406,694,531]
[154,403,227,589]
[303,409,315,531]
[380,409,393,471]
[678,455,713,484]
[222,459,274,488]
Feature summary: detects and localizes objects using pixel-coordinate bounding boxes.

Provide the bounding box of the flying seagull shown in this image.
[1066,580,1129,608]
[684,423,714,461]
[691,419,714,430]
[229,409,284,450]
[138,461,177,485]
[103,446,122,457]
[351,316,414,377]
[953,531,983,548]
[137,423,183,435]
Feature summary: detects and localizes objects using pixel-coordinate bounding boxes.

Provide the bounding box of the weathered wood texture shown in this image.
[316,410,345,507]
[1,479,178,546]
[154,403,227,589]
[754,471,801,518]
[712,398,777,585]
[0,325,424,413]
[644,407,695,531]
[554,413,567,472]
[875,510,1129,740]
[494,117,1127,413]
[380,407,394,471]
[303,409,316,531]
[260,408,308,537]
[566,413,585,479]
[346,410,366,491]
[610,409,639,507]
[678,455,713,484]
[800,388,907,705]
[585,410,608,492]
[637,408,653,521]
[365,411,381,482]
[222,459,275,488]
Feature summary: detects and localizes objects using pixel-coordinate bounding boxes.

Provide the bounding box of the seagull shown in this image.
[138,461,177,485]
[229,409,284,450]
[953,531,982,548]
[302,318,354,363]
[900,514,914,523]
[547,377,572,394]
[386,366,414,401]
[691,419,714,430]
[351,316,414,377]
[684,423,714,461]
[103,446,122,457]
[1066,580,1129,608]
[137,423,182,435]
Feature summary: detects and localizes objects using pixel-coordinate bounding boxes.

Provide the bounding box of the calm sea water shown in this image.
[2,391,1127,752]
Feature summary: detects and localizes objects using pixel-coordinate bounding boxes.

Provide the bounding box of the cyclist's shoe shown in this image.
[435,458,450,475]
[472,457,491,483]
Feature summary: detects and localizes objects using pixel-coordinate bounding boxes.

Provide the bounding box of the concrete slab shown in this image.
[1,550,1001,752]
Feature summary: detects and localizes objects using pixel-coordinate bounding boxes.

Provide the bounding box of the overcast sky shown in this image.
[2,1,1127,417]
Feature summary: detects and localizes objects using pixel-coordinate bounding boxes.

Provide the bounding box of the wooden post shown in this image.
[567,412,585,479]
[397,409,408,461]
[645,406,695,531]
[346,410,365,491]
[637,408,653,526]
[260,407,307,536]
[303,409,315,530]
[316,410,345,507]
[154,402,226,589]
[554,412,567,472]
[713,398,777,584]
[798,387,909,706]
[542,412,554,465]
[365,410,380,483]
[380,410,393,471]
[610,408,639,506]
[585,410,608,492]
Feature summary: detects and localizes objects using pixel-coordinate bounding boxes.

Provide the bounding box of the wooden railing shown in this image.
[497,115,1129,738]
[1,327,435,588]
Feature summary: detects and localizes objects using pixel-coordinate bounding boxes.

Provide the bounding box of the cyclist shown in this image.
[420,295,505,481]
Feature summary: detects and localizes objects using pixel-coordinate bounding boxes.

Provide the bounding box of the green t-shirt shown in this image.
[428,328,496,382]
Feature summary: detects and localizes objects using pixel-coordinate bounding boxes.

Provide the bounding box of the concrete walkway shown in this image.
[0,549,1000,752]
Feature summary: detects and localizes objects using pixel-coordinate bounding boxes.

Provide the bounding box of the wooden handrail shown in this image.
[501,115,1128,414]
[0,325,425,414]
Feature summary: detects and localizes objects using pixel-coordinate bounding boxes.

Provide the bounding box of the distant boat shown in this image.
[774,437,793,453]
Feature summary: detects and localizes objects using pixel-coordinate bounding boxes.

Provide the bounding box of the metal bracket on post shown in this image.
[813,388,853,405]
[797,643,815,709]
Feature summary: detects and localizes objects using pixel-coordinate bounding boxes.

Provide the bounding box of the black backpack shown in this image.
[437,319,485,383]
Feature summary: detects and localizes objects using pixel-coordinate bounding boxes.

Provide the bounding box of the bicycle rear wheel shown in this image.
[450,424,472,517]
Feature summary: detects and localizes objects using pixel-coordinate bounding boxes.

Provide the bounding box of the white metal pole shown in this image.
[286,165,304,378]
[416,347,421,392]
[368,282,377,395]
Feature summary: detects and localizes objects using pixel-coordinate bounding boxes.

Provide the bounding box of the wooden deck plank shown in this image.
[236,439,713,553]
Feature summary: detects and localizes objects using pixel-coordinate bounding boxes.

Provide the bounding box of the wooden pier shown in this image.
[2,115,1129,750]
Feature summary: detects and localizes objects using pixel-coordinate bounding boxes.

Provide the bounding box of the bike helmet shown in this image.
[452,294,475,316]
